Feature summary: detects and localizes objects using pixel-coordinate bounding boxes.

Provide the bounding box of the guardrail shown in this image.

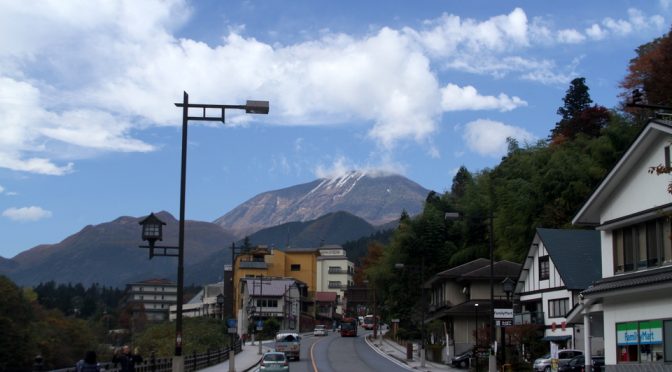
[48,340,241,372]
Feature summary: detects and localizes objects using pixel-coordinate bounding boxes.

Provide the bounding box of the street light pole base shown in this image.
[172,355,184,372]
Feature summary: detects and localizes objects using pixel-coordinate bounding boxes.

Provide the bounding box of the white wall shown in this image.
[601,136,672,224]
[602,290,672,365]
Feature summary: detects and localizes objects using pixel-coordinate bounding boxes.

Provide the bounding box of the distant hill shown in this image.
[3,212,237,288]
[2,171,430,288]
[214,171,429,238]
[245,211,377,248]
[184,211,388,285]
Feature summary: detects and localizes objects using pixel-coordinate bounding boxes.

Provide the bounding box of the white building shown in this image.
[238,277,303,336]
[315,245,354,315]
[126,278,177,321]
[168,281,227,321]
[570,117,672,370]
[515,228,602,353]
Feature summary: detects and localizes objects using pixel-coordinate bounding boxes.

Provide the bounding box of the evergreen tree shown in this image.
[557,77,592,121]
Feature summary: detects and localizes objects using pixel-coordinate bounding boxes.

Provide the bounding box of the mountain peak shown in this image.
[215,172,428,238]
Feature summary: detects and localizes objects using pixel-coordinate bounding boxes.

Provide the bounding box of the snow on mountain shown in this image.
[214,171,429,238]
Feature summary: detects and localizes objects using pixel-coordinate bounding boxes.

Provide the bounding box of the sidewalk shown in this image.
[365,333,462,372]
[198,340,273,372]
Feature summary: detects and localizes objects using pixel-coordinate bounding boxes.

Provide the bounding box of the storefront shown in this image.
[616,319,671,364]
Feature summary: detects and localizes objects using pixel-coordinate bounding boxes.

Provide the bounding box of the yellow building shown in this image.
[232,246,319,314]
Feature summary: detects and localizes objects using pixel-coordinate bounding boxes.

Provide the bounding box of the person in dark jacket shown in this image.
[76,351,100,372]
[112,345,135,372]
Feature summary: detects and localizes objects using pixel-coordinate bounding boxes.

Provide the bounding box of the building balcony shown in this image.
[240,261,268,269]
[328,267,346,274]
[514,311,545,325]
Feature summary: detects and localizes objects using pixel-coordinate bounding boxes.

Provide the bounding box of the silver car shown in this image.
[313,325,327,336]
[533,350,583,372]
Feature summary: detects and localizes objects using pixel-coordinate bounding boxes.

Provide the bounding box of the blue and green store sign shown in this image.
[617,320,663,346]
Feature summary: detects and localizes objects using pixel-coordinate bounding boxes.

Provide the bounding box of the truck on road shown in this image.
[274,332,301,360]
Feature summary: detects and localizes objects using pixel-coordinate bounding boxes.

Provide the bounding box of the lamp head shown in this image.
[245,100,270,115]
[139,212,166,246]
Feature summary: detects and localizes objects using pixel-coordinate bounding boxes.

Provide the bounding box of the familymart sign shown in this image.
[617,320,663,345]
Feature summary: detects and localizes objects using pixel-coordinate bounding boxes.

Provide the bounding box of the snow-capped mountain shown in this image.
[214,171,430,238]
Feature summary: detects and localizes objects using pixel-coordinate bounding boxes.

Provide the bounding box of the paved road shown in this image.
[311,331,408,372]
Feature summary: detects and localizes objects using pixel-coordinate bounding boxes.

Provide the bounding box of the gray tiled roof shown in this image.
[436,258,490,278]
[583,265,672,295]
[461,260,521,279]
[537,228,601,290]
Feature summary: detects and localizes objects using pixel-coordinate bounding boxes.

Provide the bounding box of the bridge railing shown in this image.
[48,340,241,372]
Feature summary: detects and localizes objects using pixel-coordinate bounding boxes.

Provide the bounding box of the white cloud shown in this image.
[557,29,586,44]
[462,119,536,157]
[410,8,529,57]
[2,206,53,222]
[0,185,4,193]
[313,155,406,179]
[315,156,356,179]
[601,8,665,37]
[585,24,607,40]
[662,0,671,10]
[441,84,527,112]
[0,2,666,174]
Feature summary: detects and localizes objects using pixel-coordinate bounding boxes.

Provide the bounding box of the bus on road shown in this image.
[340,317,358,337]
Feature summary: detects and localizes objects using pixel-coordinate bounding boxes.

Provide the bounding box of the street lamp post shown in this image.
[474,303,480,372]
[501,277,515,367]
[446,211,495,371]
[217,293,225,321]
[139,92,268,372]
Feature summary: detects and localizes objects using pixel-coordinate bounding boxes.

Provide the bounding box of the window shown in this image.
[328,281,342,289]
[548,298,568,318]
[255,299,278,308]
[617,320,665,364]
[539,256,550,280]
[613,217,671,274]
[291,264,301,271]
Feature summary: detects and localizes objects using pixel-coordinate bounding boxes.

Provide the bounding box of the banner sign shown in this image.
[494,308,513,319]
[617,322,639,345]
[639,320,663,345]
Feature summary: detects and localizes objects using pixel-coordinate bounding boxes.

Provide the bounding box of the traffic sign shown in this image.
[496,319,513,327]
[227,319,237,334]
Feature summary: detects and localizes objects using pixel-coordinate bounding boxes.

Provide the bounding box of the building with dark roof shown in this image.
[425,258,521,357]
[514,228,601,353]
[568,118,672,369]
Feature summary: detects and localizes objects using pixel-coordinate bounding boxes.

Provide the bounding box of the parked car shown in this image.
[451,350,472,369]
[260,351,290,372]
[558,355,604,372]
[533,350,583,372]
[313,324,328,336]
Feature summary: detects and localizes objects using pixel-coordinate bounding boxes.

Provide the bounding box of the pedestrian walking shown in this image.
[76,351,100,372]
[112,345,136,372]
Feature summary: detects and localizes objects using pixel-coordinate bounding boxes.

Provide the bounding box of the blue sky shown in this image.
[1,0,670,258]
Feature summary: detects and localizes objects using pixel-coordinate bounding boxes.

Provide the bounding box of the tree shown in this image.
[551,78,607,141]
[0,276,36,370]
[557,77,592,121]
[451,166,473,199]
[621,27,672,108]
